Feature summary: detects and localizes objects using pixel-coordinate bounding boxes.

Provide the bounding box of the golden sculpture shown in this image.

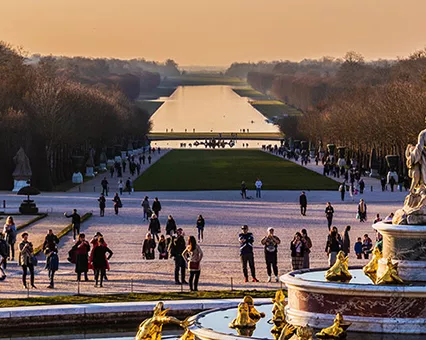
[325,251,352,282]
[229,302,257,329]
[271,290,287,335]
[277,323,296,340]
[316,313,351,339]
[134,302,187,340]
[363,246,382,283]
[295,325,314,340]
[376,257,404,285]
[179,329,195,340]
[244,295,266,320]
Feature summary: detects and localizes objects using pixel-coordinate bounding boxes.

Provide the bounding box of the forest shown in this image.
[0,43,180,190]
[228,51,426,174]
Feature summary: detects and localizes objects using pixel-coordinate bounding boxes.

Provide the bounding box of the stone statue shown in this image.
[134,302,188,340]
[325,251,352,282]
[86,148,95,167]
[316,313,351,339]
[363,246,382,283]
[12,147,32,180]
[393,128,426,224]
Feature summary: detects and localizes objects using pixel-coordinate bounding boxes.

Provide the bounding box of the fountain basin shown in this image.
[282,268,426,334]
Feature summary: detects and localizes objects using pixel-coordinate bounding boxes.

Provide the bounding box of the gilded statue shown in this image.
[325,251,352,282]
[179,329,195,340]
[295,325,314,340]
[363,246,382,283]
[271,290,286,335]
[376,257,404,285]
[243,295,265,320]
[277,323,296,340]
[316,313,351,339]
[135,302,187,340]
[229,302,257,329]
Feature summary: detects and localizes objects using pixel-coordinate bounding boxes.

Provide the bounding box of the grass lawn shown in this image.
[232,88,270,100]
[133,150,337,191]
[0,290,276,308]
[251,101,303,120]
[135,100,165,116]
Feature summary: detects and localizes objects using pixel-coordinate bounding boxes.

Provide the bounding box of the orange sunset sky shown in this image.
[1,0,425,66]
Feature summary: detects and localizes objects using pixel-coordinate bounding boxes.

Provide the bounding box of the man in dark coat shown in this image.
[152,197,162,217]
[299,191,307,216]
[168,228,187,285]
[65,209,81,241]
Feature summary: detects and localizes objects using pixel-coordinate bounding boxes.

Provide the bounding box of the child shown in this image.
[45,250,59,288]
[354,237,363,259]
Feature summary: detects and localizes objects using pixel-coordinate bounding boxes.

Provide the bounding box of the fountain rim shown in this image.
[373,221,426,237]
[281,267,426,297]
[188,302,273,340]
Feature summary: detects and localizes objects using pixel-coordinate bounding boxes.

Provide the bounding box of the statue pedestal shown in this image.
[369,169,379,177]
[114,156,122,163]
[72,172,84,184]
[99,163,107,171]
[374,222,426,281]
[85,167,95,177]
[107,159,114,168]
[12,180,29,192]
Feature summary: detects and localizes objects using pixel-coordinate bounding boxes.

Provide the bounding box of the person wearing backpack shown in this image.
[45,249,59,289]
[260,227,281,282]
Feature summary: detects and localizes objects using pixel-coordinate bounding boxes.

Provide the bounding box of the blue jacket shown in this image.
[354,241,363,254]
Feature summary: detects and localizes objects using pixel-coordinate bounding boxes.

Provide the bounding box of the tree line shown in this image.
[0,42,156,190]
[231,51,426,175]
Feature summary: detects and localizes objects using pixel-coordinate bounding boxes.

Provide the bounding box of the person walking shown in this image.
[148,214,161,241]
[255,178,263,198]
[118,179,124,195]
[260,227,280,282]
[158,235,168,259]
[339,182,346,201]
[357,199,367,222]
[240,181,247,199]
[109,165,114,178]
[290,232,305,270]
[359,179,365,194]
[341,225,351,256]
[45,248,59,289]
[65,209,81,242]
[169,228,187,284]
[148,155,152,164]
[98,193,106,217]
[125,177,132,194]
[299,192,307,216]
[196,215,205,242]
[152,197,162,217]
[141,196,151,221]
[71,233,90,282]
[141,154,146,165]
[112,193,122,215]
[92,237,113,288]
[166,215,177,236]
[325,202,334,231]
[301,229,312,269]
[325,230,341,267]
[182,236,203,291]
[42,229,59,254]
[19,232,36,289]
[101,177,109,196]
[239,225,259,282]
[2,216,16,261]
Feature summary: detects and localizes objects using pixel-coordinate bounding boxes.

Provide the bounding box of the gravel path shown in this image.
[0,187,406,298]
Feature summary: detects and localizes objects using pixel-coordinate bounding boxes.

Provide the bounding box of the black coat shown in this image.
[152,200,162,212]
[149,218,161,234]
[299,194,307,206]
[166,219,177,235]
[92,245,113,269]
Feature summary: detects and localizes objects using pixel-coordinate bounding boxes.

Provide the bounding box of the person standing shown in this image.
[290,232,305,270]
[299,192,307,216]
[359,179,365,194]
[65,209,81,242]
[241,181,247,199]
[148,214,161,241]
[182,236,203,291]
[166,215,177,236]
[0,235,8,279]
[118,179,124,195]
[98,193,106,217]
[141,196,151,221]
[325,230,341,267]
[148,155,152,164]
[260,227,280,282]
[301,229,312,269]
[239,225,259,282]
[373,214,382,224]
[125,177,132,194]
[112,193,122,215]
[354,237,363,259]
[141,154,146,165]
[255,178,263,198]
[19,232,36,289]
[339,182,346,201]
[3,216,17,260]
[92,237,113,288]
[42,229,59,253]
[357,199,367,222]
[325,202,334,231]
[101,177,109,196]
[45,249,59,289]
[152,197,162,217]
[341,225,351,256]
[196,215,205,242]
[380,176,386,191]
[362,234,373,259]
[158,235,168,259]
[169,228,187,284]
[71,233,90,282]
[109,165,114,178]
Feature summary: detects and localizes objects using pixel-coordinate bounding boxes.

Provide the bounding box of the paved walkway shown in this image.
[68,149,170,194]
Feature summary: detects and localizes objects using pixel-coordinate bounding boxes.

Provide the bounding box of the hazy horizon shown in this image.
[2,0,426,66]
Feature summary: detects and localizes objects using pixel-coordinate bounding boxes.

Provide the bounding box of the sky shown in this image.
[1,0,426,66]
